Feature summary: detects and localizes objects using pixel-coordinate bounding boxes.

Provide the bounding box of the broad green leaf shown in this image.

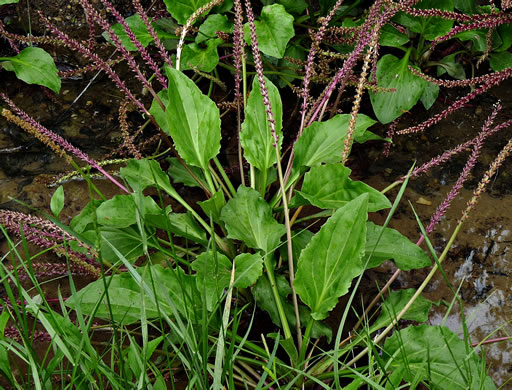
[192,250,232,311]
[0,0,19,4]
[0,47,61,93]
[198,190,225,223]
[233,253,263,288]
[241,76,283,171]
[167,157,207,189]
[149,90,169,134]
[436,53,466,80]
[295,164,391,212]
[420,81,439,110]
[365,222,431,270]
[192,252,262,311]
[50,186,65,218]
[162,67,221,169]
[394,0,454,41]
[379,24,409,47]
[453,0,476,13]
[495,23,512,52]
[196,14,233,43]
[96,195,136,228]
[105,14,154,51]
[163,0,212,25]
[120,159,178,198]
[293,113,379,171]
[243,4,294,58]
[275,0,307,14]
[370,289,433,333]
[489,52,512,72]
[98,227,144,264]
[370,54,427,124]
[254,274,332,340]
[70,199,102,233]
[220,186,285,253]
[455,30,487,52]
[179,39,222,72]
[66,265,201,324]
[168,212,207,245]
[294,194,369,320]
[384,325,497,390]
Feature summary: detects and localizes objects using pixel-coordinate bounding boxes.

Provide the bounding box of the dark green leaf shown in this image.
[241,76,283,170]
[233,253,263,288]
[105,14,154,51]
[420,81,439,110]
[161,67,221,169]
[70,199,102,233]
[365,222,431,270]
[296,164,391,212]
[379,24,409,47]
[96,195,136,228]
[0,47,61,93]
[198,190,225,224]
[196,14,233,43]
[98,227,144,263]
[180,39,222,72]
[67,265,201,324]
[163,0,212,25]
[168,212,207,245]
[220,186,285,253]
[436,53,466,79]
[192,250,232,311]
[294,194,369,320]
[293,113,379,171]
[50,186,65,218]
[243,4,294,58]
[384,325,497,390]
[254,274,332,340]
[394,0,454,41]
[453,0,476,13]
[489,52,512,72]
[455,30,487,52]
[370,54,427,124]
[120,159,178,199]
[167,157,207,189]
[370,289,433,332]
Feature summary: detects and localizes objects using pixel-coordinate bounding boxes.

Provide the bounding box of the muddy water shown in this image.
[365,78,512,386]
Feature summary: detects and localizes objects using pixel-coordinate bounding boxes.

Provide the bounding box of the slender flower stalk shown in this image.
[397,68,512,135]
[176,0,224,70]
[425,103,501,233]
[0,94,130,193]
[244,0,301,344]
[100,0,167,88]
[78,0,166,95]
[132,0,173,69]
[461,136,512,222]
[39,12,147,116]
[341,27,380,163]
[119,99,143,159]
[0,20,20,53]
[233,0,246,184]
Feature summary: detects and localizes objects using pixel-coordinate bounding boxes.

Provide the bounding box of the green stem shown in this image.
[260,167,268,197]
[213,157,237,197]
[274,146,302,349]
[264,256,292,340]
[209,162,231,199]
[299,318,314,364]
[203,167,217,195]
